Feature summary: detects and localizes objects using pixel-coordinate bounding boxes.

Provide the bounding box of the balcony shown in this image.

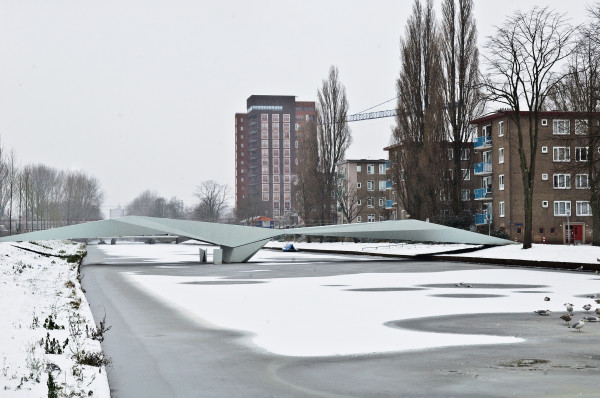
[385,180,392,190]
[474,135,492,150]
[474,187,493,201]
[474,161,492,176]
[385,200,395,209]
[474,213,489,225]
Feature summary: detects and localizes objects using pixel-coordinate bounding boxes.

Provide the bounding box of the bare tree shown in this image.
[441,0,481,216]
[335,175,369,224]
[193,180,230,222]
[294,120,322,226]
[483,7,574,248]
[316,65,352,225]
[126,190,165,217]
[393,0,447,221]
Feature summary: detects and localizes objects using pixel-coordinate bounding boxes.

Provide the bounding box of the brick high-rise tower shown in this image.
[235,95,316,221]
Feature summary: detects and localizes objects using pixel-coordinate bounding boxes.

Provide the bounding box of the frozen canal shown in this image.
[82,243,600,397]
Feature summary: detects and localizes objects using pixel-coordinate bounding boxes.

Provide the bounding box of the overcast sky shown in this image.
[0,0,591,216]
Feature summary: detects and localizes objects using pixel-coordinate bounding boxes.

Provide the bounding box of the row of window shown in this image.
[496,200,592,217]
[357,197,388,208]
[483,119,594,137]
[448,148,470,160]
[491,173,590,190]
[357,180,387,191]
[357,164,386,175]
[481,146,590,165]
[261,139,292,149]
[356,214,385,223]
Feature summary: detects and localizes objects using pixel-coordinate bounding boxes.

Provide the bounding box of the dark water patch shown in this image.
[512,290,553,294]
[345,287,426,292]
[418,283,549,289]
[322,284,348,287]
[180,280,267,285]
[573,293,600,299]
[429,293,506,298]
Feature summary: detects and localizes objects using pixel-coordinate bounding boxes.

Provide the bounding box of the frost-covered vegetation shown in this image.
[0,240,110,397]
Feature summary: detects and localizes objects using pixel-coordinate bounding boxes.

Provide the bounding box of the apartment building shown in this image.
[335,159,394,223]
[471,111,596,244]
[235,95,316,220]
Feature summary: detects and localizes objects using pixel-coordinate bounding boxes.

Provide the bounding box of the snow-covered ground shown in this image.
[265,240,600,264]
[0,241,110,398]
[89,241,600,357]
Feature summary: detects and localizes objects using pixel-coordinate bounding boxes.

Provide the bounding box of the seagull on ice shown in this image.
[533,310,551,316]
[570,319,585,332]
[560,314,573,326]
[583,304,592,312]
[564,303,574,313]
[595,308,600,315]
[583,316,599,322]
[594,299,600,304]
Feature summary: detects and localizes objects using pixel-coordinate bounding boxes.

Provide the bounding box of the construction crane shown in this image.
[346,109,397,123]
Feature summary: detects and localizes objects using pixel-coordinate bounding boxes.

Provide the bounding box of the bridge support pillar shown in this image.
[221,238,271,263]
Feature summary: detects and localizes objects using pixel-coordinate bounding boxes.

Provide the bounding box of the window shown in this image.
[460,149,469,160]
[553,147,570,162]
[448,149,454,159]
[295,141,298,148]
[499,201,505,217]
[262,192,269,201]
[541,119,548,126]
[283,114,290,122]
[379,181,386,191]
[553,119,570,135]
[575,119,588,135]
[541,173,548,181]
[576,201,592,216]
[553,201,571,216]
[272,114,279,122]
[367,164,375,174]
[461,169,471,181]
[367,214,375,222]
[461,189,470,201]
[541,146,548,154]
[367,180,374,191]
[379,197,385,207]
[357,216,362,222]
[575,147,589,162]
[553,174,571,189]
[482,124,492,136]
[575,174,590,189]
[542,200,549,208]
[262,175,269,183]
[498,147,504,164]
[357,165,362,172]
[499,174,505,191]
[498,121,504,137]
[273,175,280,183]
[539,227,544,234]
[357,182,362,189]
[379,164,386,174]
[367,197,374,208]
[357,199,362,206]
[295,123,299,131]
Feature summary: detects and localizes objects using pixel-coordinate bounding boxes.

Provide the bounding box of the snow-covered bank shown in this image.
[0,241,110,398]
[265,240,600,264]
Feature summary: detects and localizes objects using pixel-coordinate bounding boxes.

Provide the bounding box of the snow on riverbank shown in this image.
[265,240,600,264]
[0,241,110,398]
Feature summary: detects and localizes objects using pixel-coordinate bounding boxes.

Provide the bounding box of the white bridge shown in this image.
[0,216,514,263]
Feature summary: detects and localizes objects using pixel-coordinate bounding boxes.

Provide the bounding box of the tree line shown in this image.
[0,143,104,234]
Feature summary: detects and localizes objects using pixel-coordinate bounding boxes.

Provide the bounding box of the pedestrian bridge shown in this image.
[0,216,514,263]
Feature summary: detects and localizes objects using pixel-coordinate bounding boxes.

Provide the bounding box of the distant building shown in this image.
[109,205,124,219]
[335,159,395,223]
[235,95,316,219]
[471,111,597,244]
